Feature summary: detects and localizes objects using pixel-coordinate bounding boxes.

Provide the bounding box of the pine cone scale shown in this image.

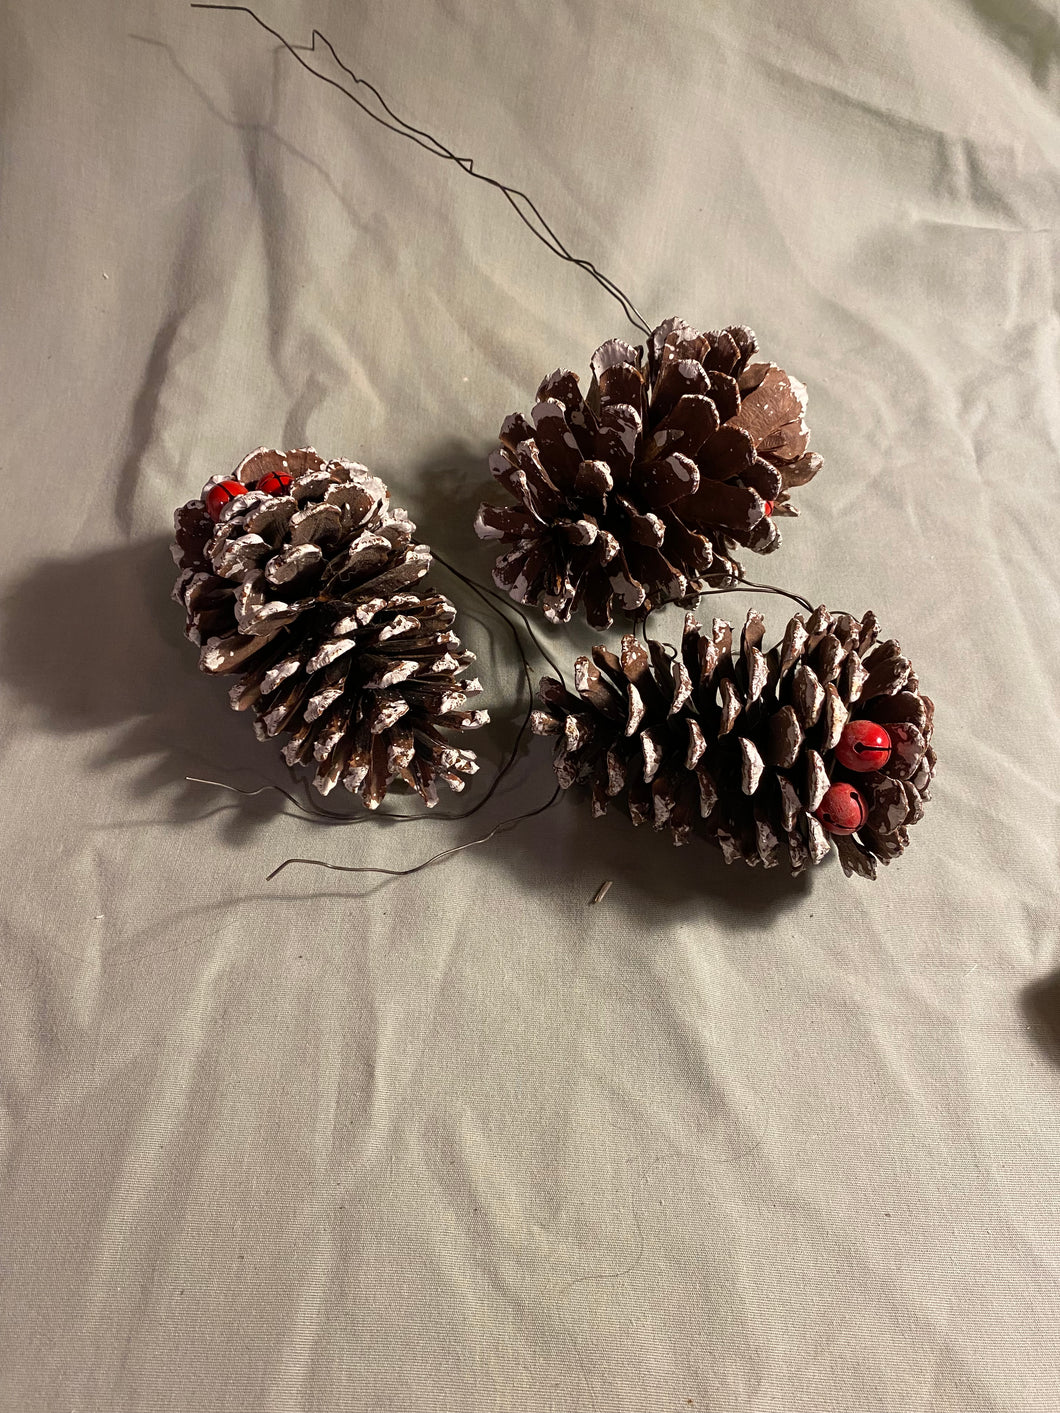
[694,425,756,480]
[647,393,720,460]
[630,452,699,507]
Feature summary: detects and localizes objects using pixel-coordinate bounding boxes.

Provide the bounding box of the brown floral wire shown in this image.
[187,552,564,821]
[276,552,567,827]
[186,555,572,879]
[431,550,569,687]
[690,578,817,618]
[696,579,864,628]
[186,566,834,879]
[264,785,562,882]
[189,3,653,338]
[187,576,820,818]
[638,578,818,643]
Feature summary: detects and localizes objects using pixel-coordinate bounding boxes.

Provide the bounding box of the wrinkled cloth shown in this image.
[1,1,1058,1410]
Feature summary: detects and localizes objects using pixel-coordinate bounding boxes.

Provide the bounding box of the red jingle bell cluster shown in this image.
[814,720,893,835]
[205,468,294,521]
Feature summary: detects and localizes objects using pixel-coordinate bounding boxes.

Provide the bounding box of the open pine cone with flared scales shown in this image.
[531,605,935,879]
[172,447,488,809]
[476,317,821,629]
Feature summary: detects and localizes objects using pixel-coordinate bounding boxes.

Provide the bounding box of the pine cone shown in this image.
[531,605,935,879]
[476,317,821,629]
[172,447,488,808]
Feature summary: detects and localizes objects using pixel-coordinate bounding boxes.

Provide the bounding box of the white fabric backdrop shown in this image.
[1,1,1059,1408]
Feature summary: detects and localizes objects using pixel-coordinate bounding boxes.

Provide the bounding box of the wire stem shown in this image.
[265,786,562,881]
[190,3,652,336]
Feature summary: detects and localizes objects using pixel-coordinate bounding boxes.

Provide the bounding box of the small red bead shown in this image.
[256,469,293,496]
[204,479,246,521]
[815,783,867,836]
[763,500,774,515]
[835,719,892,773]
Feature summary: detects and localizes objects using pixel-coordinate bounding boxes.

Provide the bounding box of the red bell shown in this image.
[815,782,867,836]
[763,500,774,515]
[256,469,293,496]
[204,479,246,521]
[835,720,892,773]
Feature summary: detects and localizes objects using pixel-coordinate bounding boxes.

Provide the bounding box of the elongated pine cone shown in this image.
[172,448,488,808]
[531,606,935,879]
[476,317,821,628]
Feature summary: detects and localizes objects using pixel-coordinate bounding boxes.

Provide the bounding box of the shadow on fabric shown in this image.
[235,440,821,922]
[1021,971,1060,1069]
[395,438,497,568]
[0,242,820,914]
[0,521,816,923]
[257,768,819,924]
[402,440,820,920]
[0,443,814,915]
[465,784,817,922]
[0,536,292,843]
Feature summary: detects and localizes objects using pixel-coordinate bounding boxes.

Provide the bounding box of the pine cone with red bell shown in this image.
[531,605,935,879]
[173,447,488,808]
[476,318,820,628]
